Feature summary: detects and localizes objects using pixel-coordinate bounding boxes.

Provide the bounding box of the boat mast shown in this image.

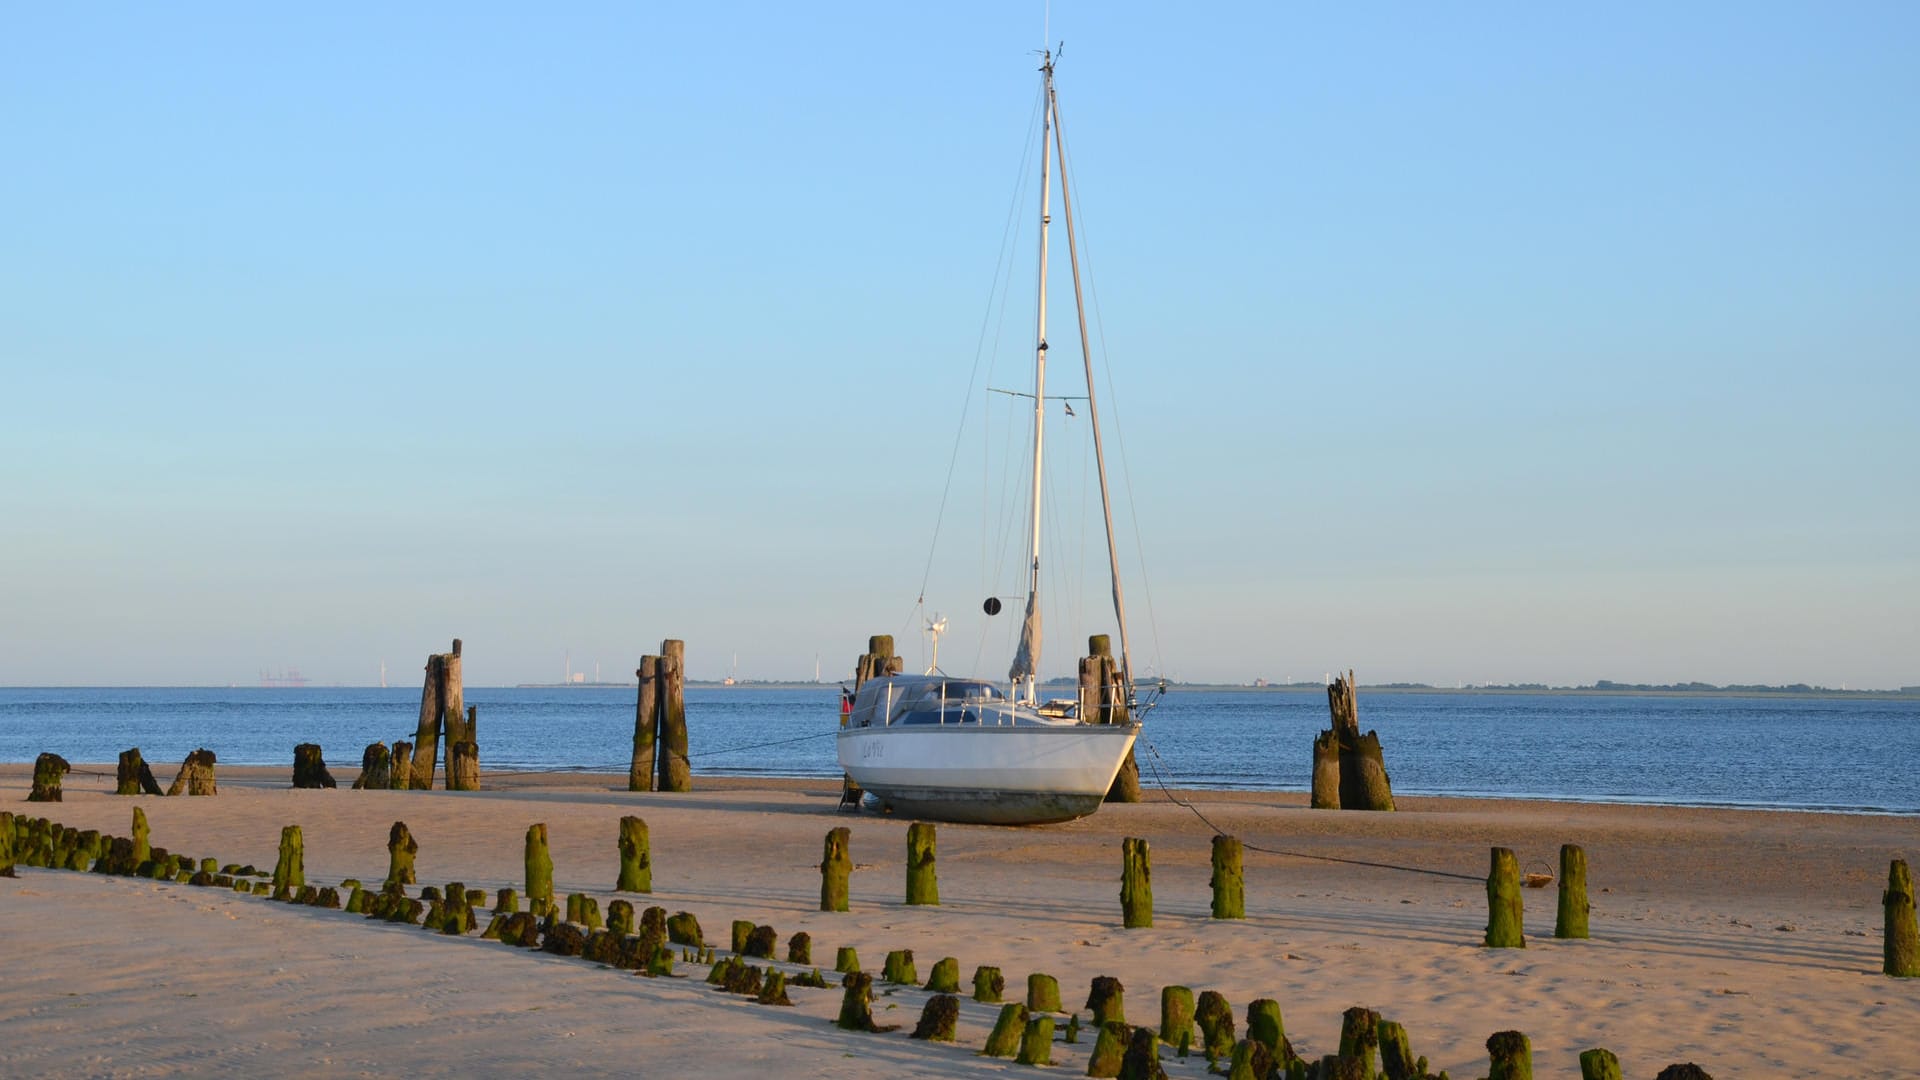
[1047,76,1135,699]
[1010,51,1055,706]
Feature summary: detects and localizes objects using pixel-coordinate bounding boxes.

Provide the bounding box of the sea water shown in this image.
[0,686,1913,814]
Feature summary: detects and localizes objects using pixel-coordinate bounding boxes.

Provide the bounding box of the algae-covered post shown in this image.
[629,655,658,792]
[1556,843,1591,939]
[1120,1027,1167,1080]
[1026,972,1062,1012]
[973,965,1004,1002]
[616,815,651,892]
[1086,975,1124,1025]
[1210,834,1244,919]
[272,825,304,897]
[911,994,959,1042]
[1160,985,1195,1048]
[291,744,335,789]
[820,826,851,912]
[1579,1048,1624,1080]
[982,1003,1028,1058]
[1887,858,1919,978]
[655,639,691,792]
[1485,847,1526,948]
[1485,1030,1532,1080]
[448,740,479,791]
[525,823,555,918]
[1121,836,1152,928]
[1084,634,1141,803]
[388,742,412,790]
[1015,1015,1056,1065]
[905,821,938,905]
[117,749,162,796]
[351,743,391,790]
[1338,1006,1379,1075]
[0,811,14,877]
[1318,671,1395,811]
[165,749,217,796]
[29,753,69,802]
[1310,726,1342,809]
[386,821,417,888]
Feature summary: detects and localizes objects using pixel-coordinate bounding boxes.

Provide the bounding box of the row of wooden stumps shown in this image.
[24,748,218,803]
[628,639,691,793]
[1311,670,1395,811]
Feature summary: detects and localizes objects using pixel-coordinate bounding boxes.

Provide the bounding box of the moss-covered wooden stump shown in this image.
[666,910,702,946]
[821,825,851,912]
[983,1002,1029,1057]
[565,893,604,931]
[1485,847,1525,948]
[1085,975,1125,1025]
[1158,985,1194,1047]
[882,948,916,984]
[605,899,634,936]
[1652,1064,1714,1080]
[1311,1055,1368,1080]
[754,969,792,1006]
[132,806,151,864]
[656,639,692,792]
[906,821,939,905]
[1086,1020,1129,1077]
[1310,727,1342,810]
[835,971,897,1032]
[1028,971,1062,1012]
[1379,1019,1433,1080]
[491,887,519,914]
[1248,999,1289,1061]
[1120,837,1153,929]
[291,743,336,788]
[525,823,555,918]
[29,753,69,802]
[1886,858,1919,976]
[910,993,959,1041]
[350,742,390,789]
[542,921,588,956]
[389,741,413,790]
[0,812,15,878]
[1338,1006,1379,1075]
[920,955,959,993]
[168,748,217,796]
[448,740,479,791]
[786,931,811,964]
[271,825,304,897]
[1195,991,1235,1059]
[973,964,1005,1002]
[1486,1030,1532,1080]
[1227,1038,1272,1080]
[1015,1015,1056,1065]
[117,748,163,796]
[616,815,651,892]
[1578,1048,1623,1080]
[1208,834,1245,919]
[384,821,417,888]
[1555,843,1591,939]
[743,924,776,959]
[729,919,754,954]
[1119,1026,1169,1080]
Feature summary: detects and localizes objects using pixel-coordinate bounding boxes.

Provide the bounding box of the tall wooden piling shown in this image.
[617,815,651,892]
[29,753,69,802]
[117,749,161,796]
[656,639,691,792]
[906,821,938,905]
[410,639,463,790]
[1556,843,1590,939]
[351,743,391,790]
[630,655,659,792]
[1887,858,1919,977]
[820,826,851,912]
[1081,635,1141,803]
[1485,847,1525,948]
[1121,836,1153,928]
[525,823,555,918]
[1313,671,1394,811]
[167,748,217,796]
[386,821,417,887]
[1211,834,1244,919]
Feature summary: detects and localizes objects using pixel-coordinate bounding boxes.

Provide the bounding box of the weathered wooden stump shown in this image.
[1578,1048,1623,1080]
[1028,972,1062,1012]
[291,744,335,789]
[923,956,960,993]
[389,741,413,790]
[1120,1026,1168,1080]
[168,748,217,796]
[116,748,163,795]
[1016,1015,1056,1065]
[1211,834,1244,919]
[1378,1019,1428,1080]
[1556,843,1590,939]
[351,743,391,790]
[911,993,959,1041]
[1338,1006,1378,1075]
[744,924,777,959]
[1195,990,1235,1059]
[606,898,635,936]
[666,910,702,946]
[1081,636,1141,803]
[499,911,540,947]
[835,945,860,973]
[906,821,938,905]
[1247,999,1288,1060]
[974,964,1005,1002]
[616,815,651,892]
[385,821,417,887]
[566,893,603,930]
[656,639,691,792]
[271,825,304,896]
[983,1002,1029,1057]
[1652,1064,1714,1080]
[835,971,897,1031]
[820,826,851,912]
[1311,727,1342,809]
[1088,1020,1129,1077]
[1086,975,1125,1025]
[630,655,659,792]
[448,740,479,791]
[1311,1055,1368,1080]
[0,812,14,877]
[1312,672,1394,811]
[729,919,753,954]
[1160,985,1195,1047]
[132,805,151,864]
[29,753,70,802]
[1887,858,1919,977]
[1121,836,1153,928]
[543,922,588,957]
[1485,847,1526,948]
[1486,1030,1532,1080]
[754,969,792,1006]
[1228,1038,1272,1080]
[525,823,555,918]
[410,640,463,790]
[882,948,916,984]
[493,887,519,914]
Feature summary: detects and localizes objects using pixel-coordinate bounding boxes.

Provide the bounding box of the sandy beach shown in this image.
[3,764,1912,1078]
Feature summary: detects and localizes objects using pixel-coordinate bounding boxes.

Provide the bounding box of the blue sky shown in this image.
[3,2,1915,688]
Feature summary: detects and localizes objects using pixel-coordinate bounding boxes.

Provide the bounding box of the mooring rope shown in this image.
[1138,739,1481,883]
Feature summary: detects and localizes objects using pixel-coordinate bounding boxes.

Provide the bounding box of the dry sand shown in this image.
[2,763,1913,1078]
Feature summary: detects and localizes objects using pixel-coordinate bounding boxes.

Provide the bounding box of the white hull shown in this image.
[838,721,1140,825]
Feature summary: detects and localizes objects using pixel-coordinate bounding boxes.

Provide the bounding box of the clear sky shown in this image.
[3,3,1915,688]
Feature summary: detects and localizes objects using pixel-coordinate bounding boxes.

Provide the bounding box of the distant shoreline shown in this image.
[6,682,1915,699]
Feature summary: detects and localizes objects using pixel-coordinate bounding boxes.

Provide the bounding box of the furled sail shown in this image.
[1008,593,1042,685]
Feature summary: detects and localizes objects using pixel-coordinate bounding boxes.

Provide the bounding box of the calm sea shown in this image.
[2,686,1913,814]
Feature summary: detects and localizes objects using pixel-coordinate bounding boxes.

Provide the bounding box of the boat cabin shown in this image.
[847,675,1023,728]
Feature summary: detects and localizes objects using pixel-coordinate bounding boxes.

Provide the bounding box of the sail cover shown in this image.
[1008,593,1042,685]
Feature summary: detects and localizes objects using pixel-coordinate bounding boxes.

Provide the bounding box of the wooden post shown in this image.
[1027,972,1062,1012]
[1378,1019,1422,1080]
[835,971,896,1031]
[1121,836,1153,928]
[630,656,658,792]
[351,743,391,790]
[410,649,447,790]
[667,911,703,946]
[906,821,938,905]
[1195,990,1235,1059]
[386,821,417,887]
[1120,1027,1166,1080]
[1248,999,1288,1058]
[272,825,304,897]
[1486,1030,1532,1080]
[1229,1039,1274,1080]
[132,806,150,864]
[882,948,917,984]
[29,753,69,802]
[1016,1015,1056,1065]
[448,741,479,791]
[1338,1007,1379,1076]
[292,744,336,788]
[982,1003,1028,1058]
[973,965,1005,1002]
[1087,635,1142,803]
[1556,843,1590,939]
[1318,671,1394,811]
[1088,1021,1128,1077]
[0,811,14,878]
[924,956,960,993]
[1579,1048,1623,1080]
[1086,975,1125,1025]
[525,822,555,918]
[1485,847,1526,948]
[1160,985,1195,1048]
[1211,834,1244,919]
[167,749,217,796]
[388,742,412,790]
[1311,728,1341,809]
[656,639,691,792]
[786,931,811,964]
[117,749,161,795]
[835,946,859,973]
[616,815,651,892]
[1887,858,1919,977]
[820,826,851,912]
[911,994,959,1042]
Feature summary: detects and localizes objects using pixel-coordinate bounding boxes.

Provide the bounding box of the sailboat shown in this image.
[837,50,1154,826]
